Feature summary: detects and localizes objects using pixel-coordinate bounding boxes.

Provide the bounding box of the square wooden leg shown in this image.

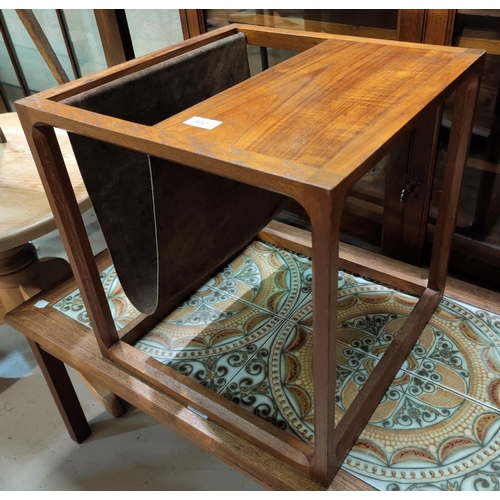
[428,72,482,292]
[308,191,345,485]
[28,339,91,443]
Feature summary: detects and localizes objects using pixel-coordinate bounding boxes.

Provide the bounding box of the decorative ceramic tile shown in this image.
[221,320,312,439]
[206,240,319,321]
[288,270,359,326]
[221,322,378,445]
[135,292,282,391]
[53,265,141,330]
[51,238,500,491]
[335,282,500,413]
[344,384,500,491]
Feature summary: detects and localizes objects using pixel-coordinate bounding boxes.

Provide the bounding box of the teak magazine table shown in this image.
[10,25,484,490]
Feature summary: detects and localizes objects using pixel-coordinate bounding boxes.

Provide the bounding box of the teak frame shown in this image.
[13,25,484,489]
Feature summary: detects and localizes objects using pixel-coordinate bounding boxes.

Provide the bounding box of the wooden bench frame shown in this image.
[12,25,484,489]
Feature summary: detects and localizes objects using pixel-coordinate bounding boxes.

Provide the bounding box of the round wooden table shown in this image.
[0,111,91,319]
[0,112,124,417]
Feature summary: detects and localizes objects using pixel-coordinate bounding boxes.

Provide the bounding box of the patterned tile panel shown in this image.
[204,240,314,320]
[52,239,500,491]
[53,265,140,329]
[346,389,500,491]
[220,320,313,440]
[336,284,500,413]
[135,293,281,392]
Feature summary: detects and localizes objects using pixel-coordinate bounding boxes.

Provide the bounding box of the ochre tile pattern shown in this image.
[53,240,500,491]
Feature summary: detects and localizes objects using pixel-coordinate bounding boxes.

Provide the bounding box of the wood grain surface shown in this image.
[0,112,90,251]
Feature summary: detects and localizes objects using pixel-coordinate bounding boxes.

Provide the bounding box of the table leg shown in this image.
[308,191,344,487]
[428,72,482,292]
[28,338,91,443]
[0,243,126,418]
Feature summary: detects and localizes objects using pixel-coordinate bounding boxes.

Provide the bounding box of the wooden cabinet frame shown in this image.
[179,9,206,38]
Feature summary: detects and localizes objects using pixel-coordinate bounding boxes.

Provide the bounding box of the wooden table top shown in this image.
[14,28,484,206]
[155,37,483,191]
[0,112,90,252]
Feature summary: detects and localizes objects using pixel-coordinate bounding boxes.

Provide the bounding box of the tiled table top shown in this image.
[53,240,500,491]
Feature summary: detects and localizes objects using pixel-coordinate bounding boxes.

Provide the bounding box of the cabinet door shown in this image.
[426,10,500,290]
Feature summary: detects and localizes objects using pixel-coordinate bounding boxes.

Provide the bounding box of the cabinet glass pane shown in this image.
[204,9,397,37]
[60,9,106,77]
[205,9,397,75]
[0,9,106,100]
[125,9,183,58]
[2,9,58,93]
[0,38,23,109]
[33,9,75,80]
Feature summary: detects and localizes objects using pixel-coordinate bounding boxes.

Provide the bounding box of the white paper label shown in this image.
[34,300,50,308]
[183,116,222,130]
